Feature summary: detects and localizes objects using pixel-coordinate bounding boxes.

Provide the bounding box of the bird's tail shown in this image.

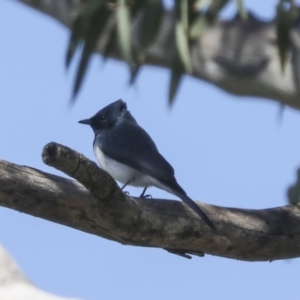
[177,193,215,230]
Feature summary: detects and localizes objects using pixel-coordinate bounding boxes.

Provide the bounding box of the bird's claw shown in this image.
[164,248,204,259]
[140,194,152,199]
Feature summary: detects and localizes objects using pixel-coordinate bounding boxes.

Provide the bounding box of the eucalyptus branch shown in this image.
[0,142,300,261]
[15,0,300,110]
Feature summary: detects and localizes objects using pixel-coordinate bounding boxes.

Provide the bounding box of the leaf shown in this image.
[193,0,213,11]
[117,0,133,66]
[103,23,118,61]
[168,69,182,106]
[190,14,208,38]
[68,0,112,99]
[276,0,293,72]
[206,0,230,18]
[190,0,229,39]
[175,0,192,74]
[66,1,102,68]
[129,64,141,85]
[66,23,83,68]
[137,0,163,55]
[234,0,248,21]
[73,45,90,98]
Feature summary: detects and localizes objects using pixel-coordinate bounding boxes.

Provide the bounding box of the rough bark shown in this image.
[1,142,300,261]
[13,0,300,111]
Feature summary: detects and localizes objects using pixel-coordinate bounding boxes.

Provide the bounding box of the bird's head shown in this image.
[79,99,136,133]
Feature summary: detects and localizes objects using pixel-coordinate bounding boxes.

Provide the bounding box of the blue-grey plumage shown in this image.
[79,99,215,230]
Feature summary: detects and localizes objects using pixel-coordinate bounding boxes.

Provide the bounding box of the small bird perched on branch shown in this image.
[79,99,214,230]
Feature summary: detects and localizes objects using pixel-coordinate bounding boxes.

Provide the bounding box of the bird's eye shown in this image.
[100,115,106,122]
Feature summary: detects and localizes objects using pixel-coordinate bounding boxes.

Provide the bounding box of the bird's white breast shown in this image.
[93,144,138,185]
[93,144,171,192]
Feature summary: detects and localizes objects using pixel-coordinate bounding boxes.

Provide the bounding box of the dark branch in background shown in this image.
[15,0,300,110]
[1,142,300,261]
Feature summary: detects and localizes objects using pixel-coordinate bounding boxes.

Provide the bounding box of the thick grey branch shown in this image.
[1,142,300,261]
[15,0,300,110]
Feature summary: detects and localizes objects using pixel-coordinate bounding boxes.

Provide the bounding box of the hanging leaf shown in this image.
[128,0,163,85]
[175,0,192,74]
[168,49,184,106]
[234,0,248,21]
[117,0,133,66]
[137,0,163,56]
[129,64,141,85]
[66,0,114,99]
[276,0,293,72]
[66,1,103,68]
[103,22,118,61]
[205,0,230,18]
[74,9,112,98]
[193,0,213,11]
[66,21,83,68]
[190,0,229,39]
[168,68,182,106]
[190,14,208,38]
[287,169,300,204]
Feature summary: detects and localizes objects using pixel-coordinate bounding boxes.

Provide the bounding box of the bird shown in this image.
[79,99,215,230]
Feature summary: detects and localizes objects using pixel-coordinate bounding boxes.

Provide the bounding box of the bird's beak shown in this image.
[78,118,91,125]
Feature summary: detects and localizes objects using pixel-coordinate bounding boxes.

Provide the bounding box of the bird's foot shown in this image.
[140,194,152,199]
[164,248,204,259]
[139,187,151,198]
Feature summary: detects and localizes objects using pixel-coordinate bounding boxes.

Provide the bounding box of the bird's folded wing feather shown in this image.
[99,122,175,181]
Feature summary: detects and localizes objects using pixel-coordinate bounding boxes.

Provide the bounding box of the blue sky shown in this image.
[1,0,300,299]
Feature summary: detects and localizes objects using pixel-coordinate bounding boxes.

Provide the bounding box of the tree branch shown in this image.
[14,0,300,110]
[1,142,300,261]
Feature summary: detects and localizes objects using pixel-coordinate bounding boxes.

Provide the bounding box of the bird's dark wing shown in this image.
[99,122,215,230]
[99,122,175,181]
